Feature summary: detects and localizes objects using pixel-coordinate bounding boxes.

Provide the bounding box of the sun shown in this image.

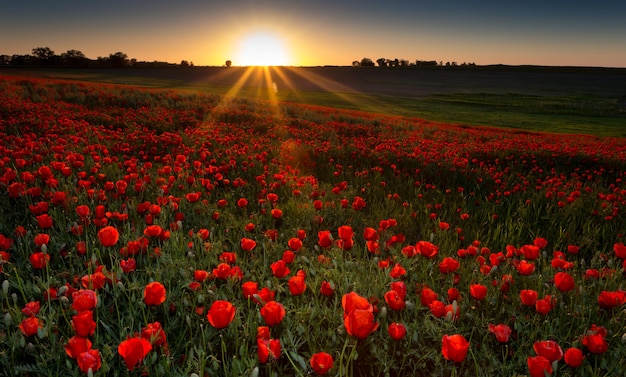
[235,32,291,66]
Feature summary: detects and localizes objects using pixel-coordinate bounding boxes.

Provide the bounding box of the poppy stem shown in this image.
[339,338,357,376]
[220,334,227,376]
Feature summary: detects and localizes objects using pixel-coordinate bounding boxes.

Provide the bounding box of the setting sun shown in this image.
[235,32,291,66]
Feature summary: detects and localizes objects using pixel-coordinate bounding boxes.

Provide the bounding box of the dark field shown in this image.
[3,65,626,136]
[10,65,626,97]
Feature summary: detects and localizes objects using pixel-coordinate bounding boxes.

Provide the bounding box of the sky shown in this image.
[1,0,625,68]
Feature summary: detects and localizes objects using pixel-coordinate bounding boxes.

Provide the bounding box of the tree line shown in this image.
[352,57,476,68]
[0,47,194,68]
[0,46,477,69]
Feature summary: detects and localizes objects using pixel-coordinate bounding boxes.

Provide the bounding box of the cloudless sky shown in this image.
[1,0,625,67]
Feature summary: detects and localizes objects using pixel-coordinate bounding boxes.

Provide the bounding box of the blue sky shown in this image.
[1,0,625,67]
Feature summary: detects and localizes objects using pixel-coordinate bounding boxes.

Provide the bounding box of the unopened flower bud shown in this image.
[379,306,387,318]
[3,312,12,327]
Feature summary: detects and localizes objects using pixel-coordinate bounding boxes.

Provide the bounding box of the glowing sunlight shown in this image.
[235,32,291,66]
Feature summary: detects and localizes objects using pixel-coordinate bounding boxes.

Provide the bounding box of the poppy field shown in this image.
[1,74,626,376]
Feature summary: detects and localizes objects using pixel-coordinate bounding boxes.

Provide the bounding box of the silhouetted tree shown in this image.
[225,60,232,67]
[360,57,375,67]
[32,47,55,64]
[352,60,361,67]
[376,58,387,67]
[109,52,129,67]
[61,50,88,67]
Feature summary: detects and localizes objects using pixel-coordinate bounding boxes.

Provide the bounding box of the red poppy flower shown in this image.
[29,252,50,269]
[282,250,295,264]
[270,260,290,278]
[384,290,405,311]
[143,225,163,238]
[71,289,98,313]
[390,281,406,299]
[141,321,167,347]
[242,281,259,300]
[337,225,354,241]
[19,317,42,337]
[240,237,257,251]
[144,282,166,306]
[533,237,548,249]
[118,337,152,371]
[554,272,575,292]
[415,241,438,258]
[388,322,407,340]
[337,238,354,251]
[417,287,437,307]
[33,233,50,246]
[515,260,535,275]
[185,192,201,203]
[236,198,248,208]
[288,274,306,296]
[520,289,539,306]
[317,230,333,249]
[257,338,281,363]
[597,290,626,309]
[564,347,584,368]
[212,263,232,279]
[120,258,137,273]
[363,227,379,241]
[520,244,540,260]
[527,356,553,377]
[75,241,87,255]
[582,327,608,354]
[613,242,626,259]
[97,226,119,247]
[320,281,335,297]
[77,349,101,373]
[260,301,286,326]
[469,284,488,300]
[64,336,92,359]
[36,214,53,229]
[439,257,460,273]
[342,292,373,315]
[428,300,446,318]
[389,263,406,279]
[257,287,276,303]
[441,334,470,363]
[566,245,579,254]
[535,295,554,315]
[207,300,236,329]
[72,310,96,338]
[533,340,563,362]
[193,269,209,282]
[488,323,512,343]
[75,205,90,218]
[287,237,303,251]
[447,287,460,302]
[310,352,334,375]
[344,309,378,339]
[21,301,41,317]
[81,271,107,290]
